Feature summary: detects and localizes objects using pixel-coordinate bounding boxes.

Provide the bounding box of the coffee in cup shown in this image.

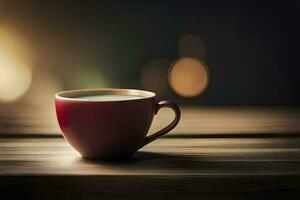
[55,88,181,160]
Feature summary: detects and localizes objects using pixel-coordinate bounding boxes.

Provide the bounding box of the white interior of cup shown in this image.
[55,88,156,102]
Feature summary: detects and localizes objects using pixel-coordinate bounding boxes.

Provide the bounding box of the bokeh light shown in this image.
[0,25,32,102]
[168,57,209,97]
[140,58,170,95]
[0,58,32,102]
[179,33,206,60]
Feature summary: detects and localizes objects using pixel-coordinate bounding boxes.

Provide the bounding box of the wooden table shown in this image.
[1,106,300,199]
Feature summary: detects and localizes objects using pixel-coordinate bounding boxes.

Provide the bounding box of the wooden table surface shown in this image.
[1,105,300,199]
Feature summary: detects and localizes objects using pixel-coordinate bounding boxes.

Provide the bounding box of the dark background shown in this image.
[0,0,299,105]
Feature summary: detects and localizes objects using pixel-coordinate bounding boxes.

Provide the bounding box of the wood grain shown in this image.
[1,106,300,199]
[1,105,300,136]
[1,137,300,199]
[1,137,300,176]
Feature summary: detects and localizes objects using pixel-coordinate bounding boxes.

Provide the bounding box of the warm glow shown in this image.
[0,56,32,102]
[0,26,32,102]
[168,57,209,97]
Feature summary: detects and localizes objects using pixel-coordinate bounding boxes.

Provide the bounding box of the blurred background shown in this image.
[0,0,299,136]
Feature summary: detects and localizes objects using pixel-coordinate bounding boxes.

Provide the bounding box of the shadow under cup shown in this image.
[55,88,181,160]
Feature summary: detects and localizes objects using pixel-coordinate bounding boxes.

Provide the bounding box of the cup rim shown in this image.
[55,88,156,102]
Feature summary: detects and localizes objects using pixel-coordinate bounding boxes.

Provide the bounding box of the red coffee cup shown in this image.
[55,88,181,160]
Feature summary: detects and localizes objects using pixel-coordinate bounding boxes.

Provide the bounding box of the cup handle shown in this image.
[139,100,181,148]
